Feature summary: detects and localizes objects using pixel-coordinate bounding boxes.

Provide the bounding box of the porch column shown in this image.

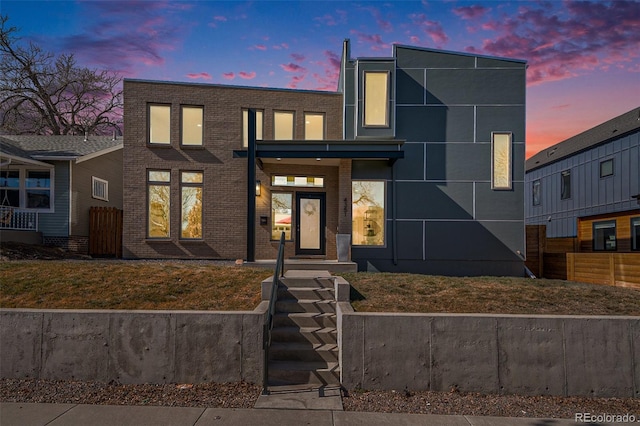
[247,109,256,262]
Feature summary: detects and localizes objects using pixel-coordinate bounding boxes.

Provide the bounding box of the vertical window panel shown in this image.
[274,111,294,140]
[532,180,541,206]
[364,72,389,127]
[148,170,170,238]
[181,171,203,239]
[491,132,512,190]
[149,105,171,144]
[242,109,264,148]
[561,170,571,200]
[271,193,292,240]
[181,106,203,146]
[304,113,324,140]
[352,181,385,246]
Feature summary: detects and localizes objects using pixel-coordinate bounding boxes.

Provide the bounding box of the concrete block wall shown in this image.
[339,304,640,398]
[0,306,266,384]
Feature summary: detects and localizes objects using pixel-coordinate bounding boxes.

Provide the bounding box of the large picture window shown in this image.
[181,106,203,146]
[148,170,170,238]
[352,181,385,246]
[593,220,616,251]
[491,132,512,190]
[181,172,203,239]
[242,109,264,148]
[274,111,294,140]
[364,72,389,127]
[0,168,52,210]
[149,104,171,145]
[271,193,292,240]
[304,113,325,140]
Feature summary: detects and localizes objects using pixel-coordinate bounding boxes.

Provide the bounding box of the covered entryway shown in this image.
[295,192,325,256]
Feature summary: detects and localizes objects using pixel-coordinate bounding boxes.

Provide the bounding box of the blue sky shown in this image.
[2,0,639,157]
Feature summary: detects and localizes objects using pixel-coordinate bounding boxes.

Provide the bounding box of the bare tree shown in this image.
[0,15,123,135]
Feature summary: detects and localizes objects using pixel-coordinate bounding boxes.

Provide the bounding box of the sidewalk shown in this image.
[1,402,617,426]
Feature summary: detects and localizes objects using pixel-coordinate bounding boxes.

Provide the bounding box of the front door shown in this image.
[295,193,325,256]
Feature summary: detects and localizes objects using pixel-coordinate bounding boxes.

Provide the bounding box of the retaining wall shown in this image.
[0,305,267,384]
[338,303,640,398]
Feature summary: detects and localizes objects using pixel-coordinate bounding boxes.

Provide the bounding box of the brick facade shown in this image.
[123,80,343,259]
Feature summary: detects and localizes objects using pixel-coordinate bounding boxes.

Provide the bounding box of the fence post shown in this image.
[609,254,615,286]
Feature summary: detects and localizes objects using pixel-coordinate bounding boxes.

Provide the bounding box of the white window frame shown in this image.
[91,176,109,202]
[0,166,54,212]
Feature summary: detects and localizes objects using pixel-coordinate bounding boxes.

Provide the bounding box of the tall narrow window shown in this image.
[181,172,203,239]
[0,170,20,207]
[149,105,171,145]
[491,132,512,190]
[632,217,640,251]
[364,72,389,127]
[352,181,385,246]
[274,111,294,140]
[271,193,292,240]
[593,220,616,251]
[26,170,51,209]
[600,159,614,178]
[181,106,203,146]
[532,180,541,206]
[242,109,264,148]
[561,170,571,200]
[304,113,325,140]
[148,170,171,238]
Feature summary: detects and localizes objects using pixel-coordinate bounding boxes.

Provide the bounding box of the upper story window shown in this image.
[363,71,389,127]
[274,111,294,140]
[532,180,541,206]
[149,104,171,145]
[304,113,325,140]
[181,106,203,146]
[242,109,264,148]
[600,159,614,178]
[491,132,512,190]
[92,177,109,201]
[593,220,616,251]
[561,170,571,200]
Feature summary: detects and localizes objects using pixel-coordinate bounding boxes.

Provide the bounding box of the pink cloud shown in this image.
[208,15,227,27]
[452,5,488,20]
[222,72,235,80]
[280,63,307,73]
[287,75,306,89]
[350,30,390,51]
[291,53,305,62]
[314,14,337,26]
[410,35,420,44]
[309,50,341,91]
[186,72,212,80]
[238,71,256,80]
[362,6,393,32]
[252,44,267,51]
[409,14,449,46]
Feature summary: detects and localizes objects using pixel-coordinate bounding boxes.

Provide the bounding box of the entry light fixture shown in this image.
[255,180,261,196]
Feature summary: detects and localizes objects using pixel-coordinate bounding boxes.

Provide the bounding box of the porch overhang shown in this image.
[234,139,404,165]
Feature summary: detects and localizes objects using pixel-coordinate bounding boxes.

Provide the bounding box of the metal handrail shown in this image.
[262,231,286,395]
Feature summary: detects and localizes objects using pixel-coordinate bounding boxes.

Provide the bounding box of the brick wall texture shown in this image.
[123,80,344,259]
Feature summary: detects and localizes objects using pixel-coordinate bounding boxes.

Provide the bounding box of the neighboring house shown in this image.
[0,135,123,252]
[525,107,640,252]
[123,40,526,276]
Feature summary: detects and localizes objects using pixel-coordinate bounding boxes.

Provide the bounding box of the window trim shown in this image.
[91,176,109,202]
[363,71,390,128]
[490,132,512,190]
[273,110,295,140]
[148,103,172,146]
[532,179,541,206]
[600,158,614,178]
[561,169,571,200]
[0,167,54,212]
[146,169,171,239]
[180,105,204,148]
[592,219,617,251]
[304,112,326,140]
[179,170,204,240]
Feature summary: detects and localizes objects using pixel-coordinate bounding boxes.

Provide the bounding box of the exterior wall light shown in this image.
[256,180,261,196]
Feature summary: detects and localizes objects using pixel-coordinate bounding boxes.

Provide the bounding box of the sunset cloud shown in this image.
[238,71,256,80]
[280,63,307,73]
[186,72,212,80]
[350,30,390,51]
[222,72,235,80]
[452,5,488,20]
[409,14,448,47]
[251,44,267,51]
[291,53,305,62]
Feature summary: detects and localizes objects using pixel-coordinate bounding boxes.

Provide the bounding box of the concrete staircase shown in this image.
[267,271,340,388]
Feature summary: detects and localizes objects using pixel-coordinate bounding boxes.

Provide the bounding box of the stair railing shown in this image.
[262,231,286,395]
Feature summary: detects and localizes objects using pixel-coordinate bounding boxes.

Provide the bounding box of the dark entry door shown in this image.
[295,193,325,255]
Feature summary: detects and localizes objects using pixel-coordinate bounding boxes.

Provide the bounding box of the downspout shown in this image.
[68,160,73,238]
[392,161,398,266]
[247,109,257,262]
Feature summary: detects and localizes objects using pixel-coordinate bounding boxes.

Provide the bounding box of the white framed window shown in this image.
[0,167,53,211]
[92,176,109,201]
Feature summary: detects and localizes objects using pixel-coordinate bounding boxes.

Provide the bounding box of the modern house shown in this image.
[0,135,123,252]
[123,40,527,276]
[525,107,640,253]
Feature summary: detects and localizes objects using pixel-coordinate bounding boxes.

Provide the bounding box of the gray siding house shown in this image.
[0,135,123,252]
[525,107,640,252]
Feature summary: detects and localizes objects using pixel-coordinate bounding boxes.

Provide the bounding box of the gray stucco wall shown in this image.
[0,306,266,384]
[526,129,640,238]
[349,46,526,276]
[338,303,639,398]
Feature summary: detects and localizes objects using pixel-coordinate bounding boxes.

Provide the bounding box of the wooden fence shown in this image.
[567,253,640,289]
[89,207,123,258]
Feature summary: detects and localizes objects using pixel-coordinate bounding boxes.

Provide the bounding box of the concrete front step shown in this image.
[268,360,340,386]
[273,312,337,328]
[277,286,334,300]
[270,342,338,363]
[271,326,337,344]
[279,277,335,289]
[276,299,336,314]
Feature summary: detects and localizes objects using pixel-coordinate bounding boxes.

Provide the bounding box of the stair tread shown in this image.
[278,299,335,304]
[276,312,335,317]
[269,360,340,371]
[272,326,337,333]
[271,342,338,351]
